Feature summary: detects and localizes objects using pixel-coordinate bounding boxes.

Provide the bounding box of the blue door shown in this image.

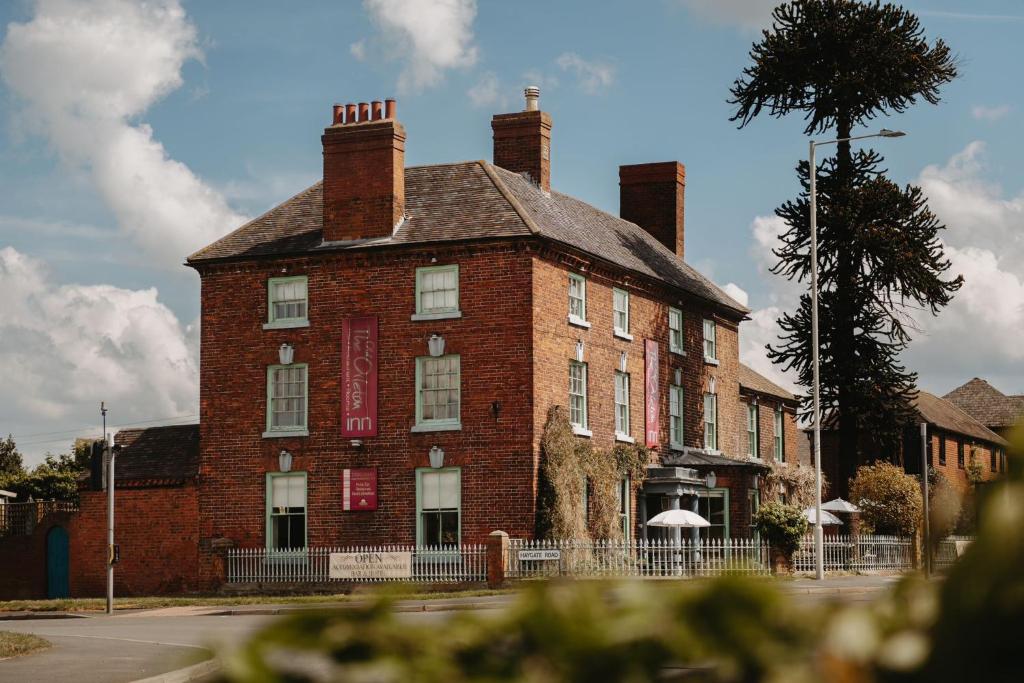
[46,526,70,599]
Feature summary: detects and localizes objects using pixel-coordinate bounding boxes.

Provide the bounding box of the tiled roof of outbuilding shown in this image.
[943,378,1024,430]
[110,424,200,485]
[738,363,797,402]
[187,161,748,316]
[914,391,1009,447]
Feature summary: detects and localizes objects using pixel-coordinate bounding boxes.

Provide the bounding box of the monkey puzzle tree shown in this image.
[730,0,962,484]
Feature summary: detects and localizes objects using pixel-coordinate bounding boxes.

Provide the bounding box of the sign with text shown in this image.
[329,551,412,580]
[341,316,378,437]
[645,339,660,447]
[342,467,378,511]
[518,549,561,561]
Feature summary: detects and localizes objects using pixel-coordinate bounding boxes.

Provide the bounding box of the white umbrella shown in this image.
[803,507,843,526]
[646,509,711,528]
[821,498,860,513]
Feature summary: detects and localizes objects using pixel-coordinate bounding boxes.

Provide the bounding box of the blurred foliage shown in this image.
[762,460,822,509]
[850,462,922,535]
[753,501,808,555]
[0,444,85,503]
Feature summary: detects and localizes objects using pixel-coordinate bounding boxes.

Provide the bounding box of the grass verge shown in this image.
[0,631,50,659]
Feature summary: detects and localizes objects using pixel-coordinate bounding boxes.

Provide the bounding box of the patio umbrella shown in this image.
[803,507,843,526]
[646,509,711,528]
[821,498,860,513]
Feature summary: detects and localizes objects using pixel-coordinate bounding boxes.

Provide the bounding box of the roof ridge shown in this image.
[478,161,540,235]
[918,390,1008,445]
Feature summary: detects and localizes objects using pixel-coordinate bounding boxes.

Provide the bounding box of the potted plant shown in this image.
[753,501,808,574]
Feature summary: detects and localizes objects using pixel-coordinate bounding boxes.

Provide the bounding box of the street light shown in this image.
[808,128,906,581]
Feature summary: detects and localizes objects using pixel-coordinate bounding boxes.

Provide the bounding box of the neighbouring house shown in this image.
[944,377,1024,442]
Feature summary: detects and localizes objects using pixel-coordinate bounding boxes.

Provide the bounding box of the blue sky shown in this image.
[2,0,1022,464]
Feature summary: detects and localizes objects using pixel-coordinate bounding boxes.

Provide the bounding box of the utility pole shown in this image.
[921,422,931,578]
[103,402,115,615]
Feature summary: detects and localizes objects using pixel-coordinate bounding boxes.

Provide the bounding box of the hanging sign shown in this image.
[645,339,660,447]
[341,316,378,437]
[342,467,378,511]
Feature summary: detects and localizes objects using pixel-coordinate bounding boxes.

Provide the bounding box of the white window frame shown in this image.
[669,307,684,355]
[568,273,590,328]
[669,383,684,450]
[614,371,632,441]
[747,403,760,458]
[264,276,309,330]
[413,264,462,321]
[413,354,462,432]
[613,288,633,340]
[266,471,307,550]
[703,318,717,363]
[264,364,309,438]
[415,467,461,547]
[704,392,718,451]
[774,407,784,462]
[569,361,590,435]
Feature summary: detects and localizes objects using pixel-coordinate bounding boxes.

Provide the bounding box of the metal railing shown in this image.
[0,501,78,537]
[793,534,914,573]
[933,535,975,571]
[507,538,770,578]
[227,544,488,584]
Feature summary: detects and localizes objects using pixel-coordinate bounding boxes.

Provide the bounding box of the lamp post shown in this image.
[808,128,905,581]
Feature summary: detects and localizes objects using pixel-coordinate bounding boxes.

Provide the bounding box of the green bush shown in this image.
[850,461,923,535]
[753,501,808,555]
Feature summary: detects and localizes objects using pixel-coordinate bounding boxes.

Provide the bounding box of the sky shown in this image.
[1,0,1022,465]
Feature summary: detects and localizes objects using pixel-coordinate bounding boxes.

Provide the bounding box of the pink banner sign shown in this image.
[342,316,378,437]
[343,468,378,511]
[645,339,660,448]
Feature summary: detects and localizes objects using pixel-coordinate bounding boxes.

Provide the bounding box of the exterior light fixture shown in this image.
[619,352,628,372]
[674,368,682,385]
[575,340,585,362]
[708,377,716,394]
[350,439,363,448]
[429,446,445,469]
[278,343,295,365]
[428,334,446,357]
[490,401,502,420]
[879,128,906,138]
[279,449,293,473]
[705,471,717,489]
[752,474,760,488]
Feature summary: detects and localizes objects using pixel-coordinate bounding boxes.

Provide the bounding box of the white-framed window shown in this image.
[614,371,630,437]
[414,265,460,319]
[266,276,308,328]
[669,382,684,449]
[568,274,588,326]
[747,403,760,458]
[703,391,717,450]
[774,407,784,462]
[416,468,460,546]
[414,355,461,431]
[265,364,308,436]
[266,472,307,550]
[569,361,588,430]
[703,318,717,361]
[669,307,684,354]
[613,288,631,338]
[618,477,631,539]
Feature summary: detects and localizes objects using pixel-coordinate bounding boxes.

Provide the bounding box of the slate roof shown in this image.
[738,363,797,403]
[110,424,200,485]
[187,161,747,316]
[943,378,1024,430]
[914,391,1008,447]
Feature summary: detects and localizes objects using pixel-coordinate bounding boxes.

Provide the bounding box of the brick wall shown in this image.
[929,431,1001,496]
[0,512,75,600]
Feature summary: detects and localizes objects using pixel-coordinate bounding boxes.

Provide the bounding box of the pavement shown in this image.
[0,575,902,682]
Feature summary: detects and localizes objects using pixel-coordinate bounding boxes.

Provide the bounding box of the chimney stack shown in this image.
[619,162,686,259]
[321,99,405,242]
[491,86,552,192]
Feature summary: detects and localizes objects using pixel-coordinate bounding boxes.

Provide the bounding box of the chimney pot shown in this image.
[524,86,540,112]
[332,104,344,125]
[345,103,357,124]
[371,100,383,120]
[385,99,396,119]
[358,102,369,121]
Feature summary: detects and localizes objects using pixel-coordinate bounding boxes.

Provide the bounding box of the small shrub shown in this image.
[753,501,808,555]
[763,461,824,509]
[849,461,922,535]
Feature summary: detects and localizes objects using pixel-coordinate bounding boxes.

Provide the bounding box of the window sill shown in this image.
[263,320,309,330]
[262,430,309,439]
[703,357,719,366]
[669,443,686,452]
[411,422,462,433]
[572,426,593,438]
[568,315,591,329]
[613,329,634,342]
[615,432,635,444]
[670,348,686,357]
[411,311,462,321]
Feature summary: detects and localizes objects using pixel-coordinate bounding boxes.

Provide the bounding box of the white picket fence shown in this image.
[507,538,770,578]
[933,535,974,571]
[793,534,914,572]
[227,545,488,584]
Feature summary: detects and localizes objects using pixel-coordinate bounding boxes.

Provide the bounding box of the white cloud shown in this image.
[466,72,505,109]
[971,104,1011,122]
[358,0,478,94]
[350,39,367,61]
[0,0,247,270]
[0,247,197,465]
[678,0,778,30]
[723,282,749,307]
[556,52,615,95]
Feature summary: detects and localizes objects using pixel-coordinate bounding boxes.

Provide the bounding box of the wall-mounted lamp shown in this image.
[674,368,682,385]
[708,377,716,394]
[752,474,760,488]
[429,445,445,469]
[428,334,446,357]
[705,470,717,489]
[575,340,585,363]
[350,439,363,448]
[619,352,628,373]
[490,400,502,421]
[279,449,293,473]
[279,343,295,365]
